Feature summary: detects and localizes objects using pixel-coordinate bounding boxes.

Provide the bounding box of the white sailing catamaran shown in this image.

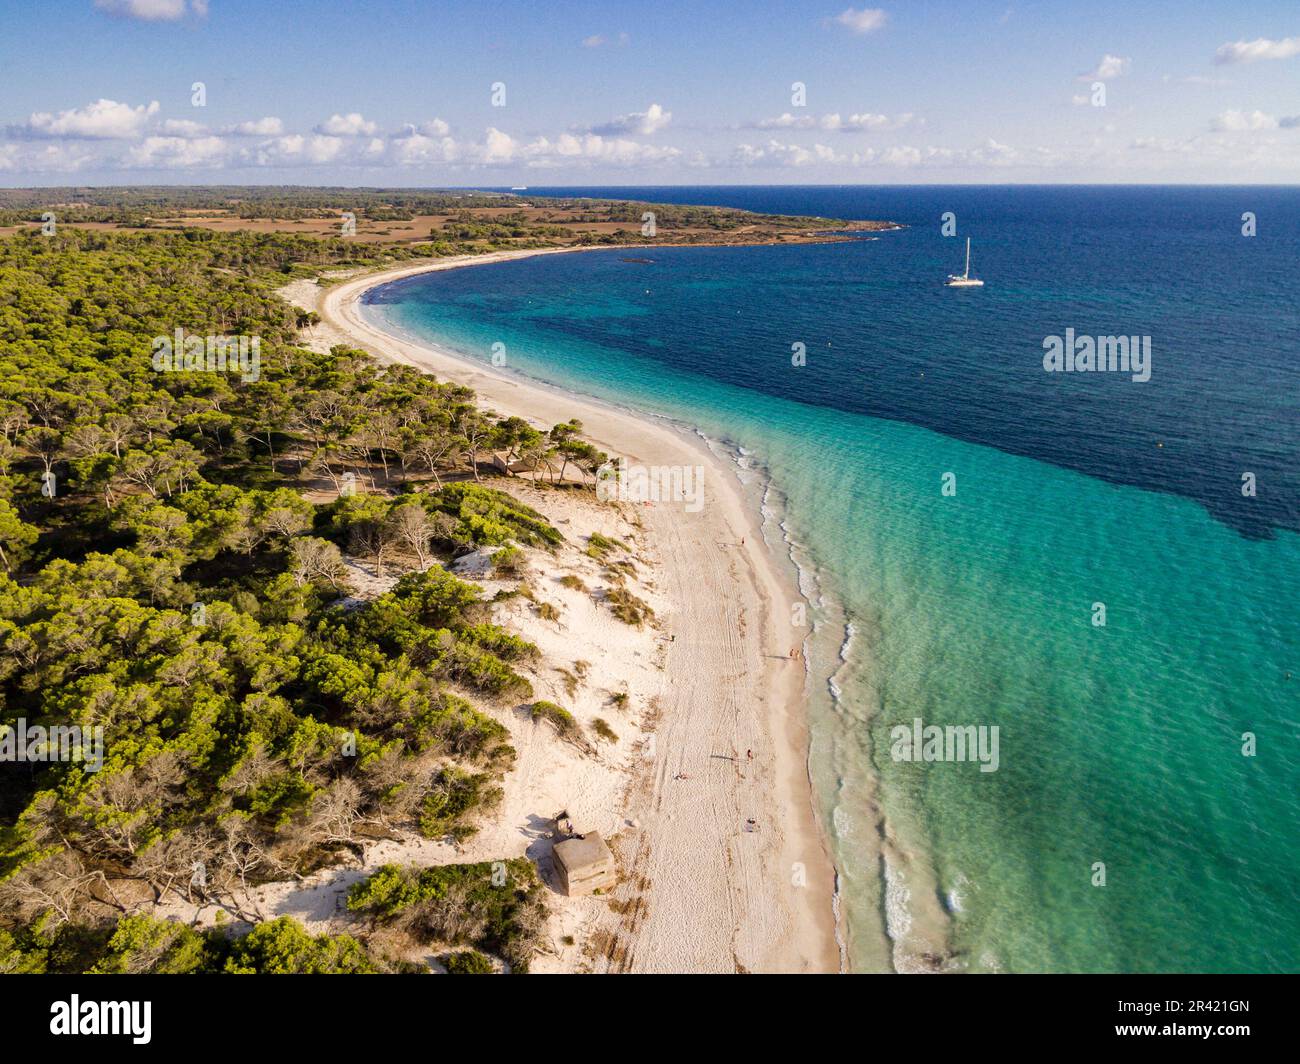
[945,236,984,287]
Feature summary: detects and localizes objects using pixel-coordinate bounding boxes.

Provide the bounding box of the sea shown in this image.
[361,185,1300,974]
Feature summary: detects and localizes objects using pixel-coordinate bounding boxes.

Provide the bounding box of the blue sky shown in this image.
[1,0,1298,184]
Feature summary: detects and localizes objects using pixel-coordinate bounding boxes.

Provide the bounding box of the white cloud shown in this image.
[1214,36,1300,65]
[521,132,680,167]
[590,103,672,136]
[159,118,208,137]
[314,113,378,136]
[387,128,460,166]
[1079,54,1130,81]
[1211,109,1279,132]
[258,134,346,165]
[824,112,914,131]
[877,145,922,166]
[93,0,208,18]
[0,119,688,176]
[224,116,284,136]
[1125,131,1300,175]
[27,93,1286,180]
[1,120,1283,178]
[480,127,517,163]
[859,139,1024,168]
[94,0,193,19]
[724,137,1036,172]
[833,8,888,35]
[581,32,629,48]
[15,99,160,139]
[125,135,227,169]
[748,111,913,132]
[388,127,518,166]
[0,141,98,173]
[312,135,345,162]
[751,113,818,130]
[1131,135,1203,154]
[732,140,845,167]
[382,126,679,169]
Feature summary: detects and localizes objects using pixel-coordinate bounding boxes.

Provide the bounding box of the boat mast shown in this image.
[964,237,971,279]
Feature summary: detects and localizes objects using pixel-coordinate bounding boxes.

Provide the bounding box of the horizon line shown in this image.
[3,181,1300,191]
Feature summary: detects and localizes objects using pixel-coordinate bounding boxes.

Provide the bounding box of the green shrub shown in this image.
[585,532,627,559]
[422,484,562,548]
[418,767,500,839]
[530,700,577,738]
[444,949,494,974]
[491,544,524,575]
[3,913,403,975]
[459,622,539,662]
[222,917,380,974]
[444,642,534,700]
[348,860,546,972]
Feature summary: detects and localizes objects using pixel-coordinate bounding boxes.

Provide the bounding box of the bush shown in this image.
[348,860,546,972]
[2,913,403,975]
[222,917,380,974]
[605,583,653,626]
[459,622,539,662]
[418,767,500,839]
[445,642,534,701]
[591,718,618,743]
[491,544,524,575]
[585,532,627,559]
[530,700,577,738]
[443,949,495,974]
[422,484,562,548]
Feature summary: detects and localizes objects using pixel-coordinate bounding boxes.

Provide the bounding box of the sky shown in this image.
[0,0,1298,185]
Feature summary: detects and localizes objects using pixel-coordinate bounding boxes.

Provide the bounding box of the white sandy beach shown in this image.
[277,249,840,973]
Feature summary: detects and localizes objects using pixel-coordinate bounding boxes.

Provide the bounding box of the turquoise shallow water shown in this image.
[363,187,1299,973]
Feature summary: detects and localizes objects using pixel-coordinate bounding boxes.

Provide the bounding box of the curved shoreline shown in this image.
[309,249,843,973]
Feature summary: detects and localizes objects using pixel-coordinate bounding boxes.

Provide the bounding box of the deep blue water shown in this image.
[483,186,1300,539]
